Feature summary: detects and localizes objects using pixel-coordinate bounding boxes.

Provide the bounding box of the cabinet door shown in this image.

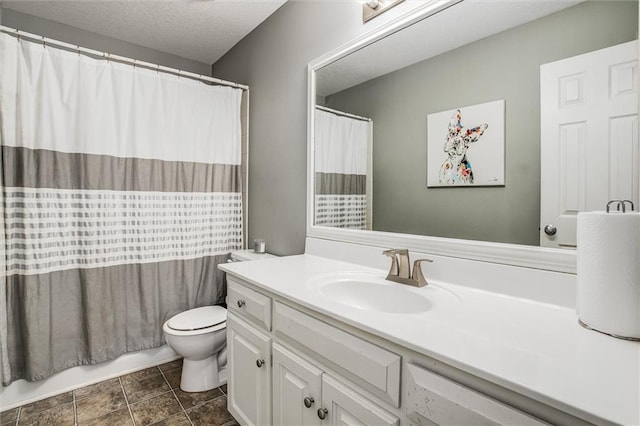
[273,343,323,426]
[227,312,272,426]
[320,375,399,426]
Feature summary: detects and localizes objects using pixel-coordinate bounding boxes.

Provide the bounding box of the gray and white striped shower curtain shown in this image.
[0,33,243,384]
[314,108,370,229]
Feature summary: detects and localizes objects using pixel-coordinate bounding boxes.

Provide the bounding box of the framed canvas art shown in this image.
[427,100,505,187]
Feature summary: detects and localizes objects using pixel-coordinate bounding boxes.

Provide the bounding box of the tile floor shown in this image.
[0,360,238,426]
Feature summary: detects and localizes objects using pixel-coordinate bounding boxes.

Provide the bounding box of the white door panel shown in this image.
[541,40,638,248]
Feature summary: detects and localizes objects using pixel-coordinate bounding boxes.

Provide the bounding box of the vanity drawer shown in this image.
[227,278,272,331]
[274,301,401,407]
[405,364,546,426]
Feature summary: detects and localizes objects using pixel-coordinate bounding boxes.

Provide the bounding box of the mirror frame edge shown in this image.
[306,0,638,275]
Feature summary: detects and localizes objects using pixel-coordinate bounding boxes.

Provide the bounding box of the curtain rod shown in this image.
[315,105,372,122]
[0,25,249,91]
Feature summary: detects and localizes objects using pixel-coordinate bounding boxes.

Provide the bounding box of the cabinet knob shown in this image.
[237,300,246,308]
[317,408,328,420]
[303,397,314,408]
[256,359,265,368]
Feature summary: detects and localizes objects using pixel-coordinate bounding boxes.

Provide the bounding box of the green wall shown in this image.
[326,1,638,246]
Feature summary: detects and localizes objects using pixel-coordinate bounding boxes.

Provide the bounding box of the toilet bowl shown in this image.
[162,305,227,392]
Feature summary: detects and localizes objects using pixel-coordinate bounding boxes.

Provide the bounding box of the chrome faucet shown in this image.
[382,249,433,287]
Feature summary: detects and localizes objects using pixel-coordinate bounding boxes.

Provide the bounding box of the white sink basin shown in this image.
[309,272,458,314]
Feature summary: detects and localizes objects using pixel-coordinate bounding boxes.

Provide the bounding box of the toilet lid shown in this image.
[167,306,226,331]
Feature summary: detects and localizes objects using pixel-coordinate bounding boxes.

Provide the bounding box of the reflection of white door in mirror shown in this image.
[540,40,639,248]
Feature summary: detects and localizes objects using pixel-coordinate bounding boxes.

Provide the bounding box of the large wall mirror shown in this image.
[307,0,639,273]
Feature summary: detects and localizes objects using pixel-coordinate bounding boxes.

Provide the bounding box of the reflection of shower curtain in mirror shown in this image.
[315,108,370,229]
[0,33,243,384]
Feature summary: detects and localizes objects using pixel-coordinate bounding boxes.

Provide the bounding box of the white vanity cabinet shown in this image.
[228,278,400,426]
[227,312,272,426]
[227,278,274,426]
[226,277,563,426]
[272,342,400,426]
[405,364,546,426]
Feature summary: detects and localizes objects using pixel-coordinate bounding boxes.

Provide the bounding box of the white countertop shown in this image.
[220,254,640,425]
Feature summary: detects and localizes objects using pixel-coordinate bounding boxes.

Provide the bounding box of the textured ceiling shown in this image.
[1,0,287,64]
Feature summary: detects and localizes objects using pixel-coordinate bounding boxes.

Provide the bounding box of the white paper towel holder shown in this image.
[605,199,634,213]
[578,319,640,342]
[577,199,639,342]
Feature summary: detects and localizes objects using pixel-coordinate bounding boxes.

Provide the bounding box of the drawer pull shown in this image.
[317,408,328,420]
[304,396,314,408]
[256,359,265,368]
[237,300,246,308]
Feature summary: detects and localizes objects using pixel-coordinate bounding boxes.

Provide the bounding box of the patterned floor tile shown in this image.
[162,367,182,390]
[121,372,170,404]
[0,407,19,425]
[80,407,134,426]
[75,380,127,424]
[185,395,233,426]
[122,367,161,382]
[174,387,223,410]
[18,401,74,426]
[8,362,237,426]
[149,412,191,426]
[74,378,121,400]
[129,392,182,426]
[19,392,73,419]
[157,359,183,373]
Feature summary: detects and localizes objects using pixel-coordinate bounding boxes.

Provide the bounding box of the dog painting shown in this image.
[427,100,504,187]
[439,110,488,185]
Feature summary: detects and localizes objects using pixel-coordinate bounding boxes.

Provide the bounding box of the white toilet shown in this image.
[163,305,227,392]
[163,250,275,392]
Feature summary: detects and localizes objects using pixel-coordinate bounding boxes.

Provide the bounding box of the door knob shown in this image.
[256,359,264,368]
[237,300,245,308]
[317,408,328,420]
[544,224,557,236]
[304,396,314,408]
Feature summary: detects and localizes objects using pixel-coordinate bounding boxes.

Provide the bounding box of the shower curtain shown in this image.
[314,108,370,229]
[0,33,243,384]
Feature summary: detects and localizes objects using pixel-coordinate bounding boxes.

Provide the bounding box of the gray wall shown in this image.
[0,8,210,75]
[212,1,426,255]
[324,1,638,246]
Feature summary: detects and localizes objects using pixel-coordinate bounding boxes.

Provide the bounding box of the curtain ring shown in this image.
[156,64,160,74]
[103,52,110,63]
[41,35,46,48]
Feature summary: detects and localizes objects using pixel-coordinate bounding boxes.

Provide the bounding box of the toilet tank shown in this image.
[230,249,276,262]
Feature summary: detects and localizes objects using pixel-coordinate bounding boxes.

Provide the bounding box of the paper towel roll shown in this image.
[577,211,640,340]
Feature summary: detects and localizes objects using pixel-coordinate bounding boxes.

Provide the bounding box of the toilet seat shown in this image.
[166,306,226,332]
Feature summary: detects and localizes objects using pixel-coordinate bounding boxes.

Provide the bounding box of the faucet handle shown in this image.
[382,249,400,276]
[383,249,410,278]
[411,259,433,287]
[382,248,408,256]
